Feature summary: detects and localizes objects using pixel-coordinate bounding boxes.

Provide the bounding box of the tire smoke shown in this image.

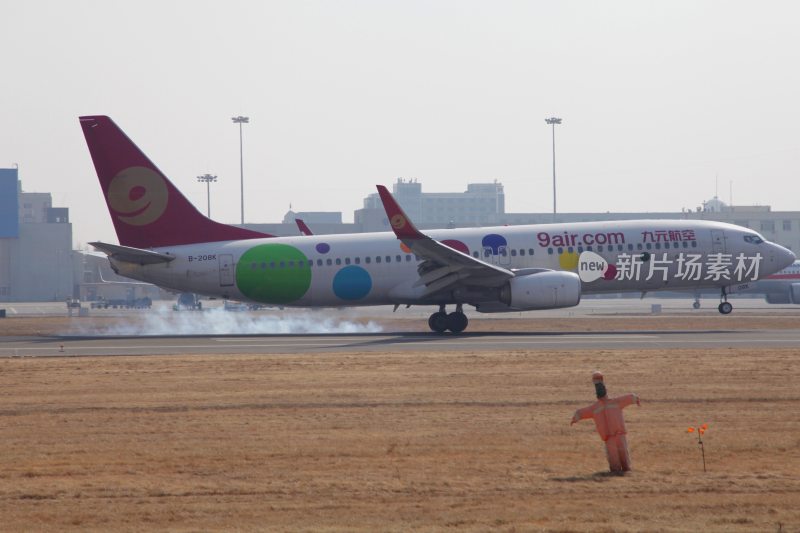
[71,306,383,336]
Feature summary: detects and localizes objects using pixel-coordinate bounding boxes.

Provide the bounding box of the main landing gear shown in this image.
[428,304,469,334]
[718,288,733,315]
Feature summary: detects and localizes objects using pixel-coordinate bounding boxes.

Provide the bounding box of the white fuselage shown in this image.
[109,219,794,309]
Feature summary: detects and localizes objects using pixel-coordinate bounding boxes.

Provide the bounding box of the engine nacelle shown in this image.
[791,283,800,304]
[765,293,791,304]
[499,271,581,310]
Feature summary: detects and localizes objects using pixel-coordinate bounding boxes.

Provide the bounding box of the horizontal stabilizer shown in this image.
[90,242,176,265]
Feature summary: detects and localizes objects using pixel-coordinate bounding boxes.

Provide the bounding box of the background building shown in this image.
[355,178,505,231]
[72,251,167,304]
[0,168,73,301]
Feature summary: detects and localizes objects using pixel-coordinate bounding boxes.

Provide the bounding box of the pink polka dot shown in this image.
[442,239,469,254]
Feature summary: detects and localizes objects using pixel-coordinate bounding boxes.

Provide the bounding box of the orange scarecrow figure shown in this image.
[571,371,640,472]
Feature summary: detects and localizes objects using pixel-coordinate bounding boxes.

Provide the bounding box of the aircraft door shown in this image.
[482,246,511,266]
[219,254,234,287]
[482,246,497,265]
[711,230,726,253]
[498,245,511,266]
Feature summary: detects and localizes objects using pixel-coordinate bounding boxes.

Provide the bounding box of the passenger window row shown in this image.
[249,254,416,270]
[473,248,536,258]
[545,241,696,255]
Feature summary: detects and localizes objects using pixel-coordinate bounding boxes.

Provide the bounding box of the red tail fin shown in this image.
[295,218,313,236]
[79,115,273,248]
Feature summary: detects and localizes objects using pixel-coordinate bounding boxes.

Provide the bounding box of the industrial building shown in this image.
[0,168,73,302]
[356,178,505,229]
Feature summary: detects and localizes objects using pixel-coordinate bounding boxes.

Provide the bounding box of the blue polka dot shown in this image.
[482,234,507,254]
[332,266,372,300]
[316,242,330,254]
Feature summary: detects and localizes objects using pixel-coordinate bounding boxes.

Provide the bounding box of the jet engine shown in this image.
[764,283,800,304]
[765,293,791,304]
[791,283,800,304]
[499,271,581,310]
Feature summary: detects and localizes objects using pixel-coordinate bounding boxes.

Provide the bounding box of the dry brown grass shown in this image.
[0,346,798,532]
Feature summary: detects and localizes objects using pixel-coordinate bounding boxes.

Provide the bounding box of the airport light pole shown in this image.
[231,116,249,224]
[545,117,562,220]
[196,174,217,217]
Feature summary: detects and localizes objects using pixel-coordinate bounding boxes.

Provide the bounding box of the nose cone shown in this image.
[772,243,796,271]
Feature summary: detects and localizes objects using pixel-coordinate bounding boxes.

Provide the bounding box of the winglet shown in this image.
[295,218,313,236]
[376,185,425,240]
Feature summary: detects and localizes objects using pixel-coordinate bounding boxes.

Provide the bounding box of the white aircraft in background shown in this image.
[756,260,800,303]
[692,260,800,308]
[80,116,795,333]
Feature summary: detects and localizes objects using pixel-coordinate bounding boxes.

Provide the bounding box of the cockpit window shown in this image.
[743,234,764,244]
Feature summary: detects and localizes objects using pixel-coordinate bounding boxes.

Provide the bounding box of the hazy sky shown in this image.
[3,1,799,247]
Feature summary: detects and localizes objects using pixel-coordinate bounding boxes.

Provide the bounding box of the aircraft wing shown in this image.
[90,242,176,265]
[376,185,513,295]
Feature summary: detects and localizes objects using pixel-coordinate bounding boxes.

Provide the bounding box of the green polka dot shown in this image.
[235,244,311,304]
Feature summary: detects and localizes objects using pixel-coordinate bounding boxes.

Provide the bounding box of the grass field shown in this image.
[0,335,798,531]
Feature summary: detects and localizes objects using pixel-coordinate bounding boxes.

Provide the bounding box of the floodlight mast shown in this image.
[545,117,562,221]
[231,116,249,224]
[196,174,217,217]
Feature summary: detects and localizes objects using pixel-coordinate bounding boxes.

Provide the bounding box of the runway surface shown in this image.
[2,329,800,357]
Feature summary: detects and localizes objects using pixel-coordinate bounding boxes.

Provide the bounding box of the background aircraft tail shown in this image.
[79,115,273,248]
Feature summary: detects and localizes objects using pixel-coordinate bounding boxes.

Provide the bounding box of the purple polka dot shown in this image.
[316,242,330,254]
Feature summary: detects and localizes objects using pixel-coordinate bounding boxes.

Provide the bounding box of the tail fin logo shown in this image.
[107,166,168,226]
[390,214,407,231]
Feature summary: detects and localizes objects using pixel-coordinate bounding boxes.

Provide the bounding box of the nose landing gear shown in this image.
[718,288,733,314]
[428,304,469,333]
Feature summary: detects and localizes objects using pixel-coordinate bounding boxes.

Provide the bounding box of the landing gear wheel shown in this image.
[718,302,733,314]
[428,311,449,333]
[692,301,701,310]
[446,312,468,334]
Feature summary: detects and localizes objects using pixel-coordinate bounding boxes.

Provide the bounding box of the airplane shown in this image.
[757,260,800,303]
[79,115,796,333]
